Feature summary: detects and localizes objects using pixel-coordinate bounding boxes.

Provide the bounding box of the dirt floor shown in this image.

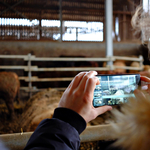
[0,102,24,134]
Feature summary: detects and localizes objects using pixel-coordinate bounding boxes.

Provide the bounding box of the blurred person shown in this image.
[111,76,150,150]
[109,5,150,150]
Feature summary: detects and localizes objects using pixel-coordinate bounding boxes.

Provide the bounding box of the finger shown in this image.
[141,85,148,90]
[78,71,98,91]
[95,106,112,116]
[94,76,100,85]
[69,72,87,90]
[134,89,146,101]
[140,76,150,82]
[139,71,150,78]
[85,76,100,97]
[140,76,150,94]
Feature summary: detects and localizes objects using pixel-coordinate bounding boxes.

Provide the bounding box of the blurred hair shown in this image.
[131,6,150,42]
[110,5,150,150]
[131,5,150,58]
[131,6,143,36]
[111,92,150,150]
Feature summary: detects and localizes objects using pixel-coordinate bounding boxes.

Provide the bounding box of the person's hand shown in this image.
[140,71,150,78]
[58,71,112,123]
[140,76,150,94]
[134,76,150,99]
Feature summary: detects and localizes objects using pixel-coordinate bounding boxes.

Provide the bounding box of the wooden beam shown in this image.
[123,13,127,41]
[0,0,25,16]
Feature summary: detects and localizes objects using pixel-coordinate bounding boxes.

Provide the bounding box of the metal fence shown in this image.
[0,54,144,149]
[0,54,144,97]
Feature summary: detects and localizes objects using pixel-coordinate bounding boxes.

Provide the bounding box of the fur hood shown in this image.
[111,91,150,150]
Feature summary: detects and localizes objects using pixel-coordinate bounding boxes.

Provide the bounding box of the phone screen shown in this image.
[93,74,140,107]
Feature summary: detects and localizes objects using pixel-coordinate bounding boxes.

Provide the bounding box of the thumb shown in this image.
[95,105,112,116]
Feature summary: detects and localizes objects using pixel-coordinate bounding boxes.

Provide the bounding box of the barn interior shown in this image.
[0,0,149,150]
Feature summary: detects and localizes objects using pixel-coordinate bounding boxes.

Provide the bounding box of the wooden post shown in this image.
[139,55,143,71]
[76,27,78,41]
[119,14,122,41]
[103,17,105,41]
[59,0,62,42]
[123,13,127,41]
[113,15,116,41]
[39,19,42,40]
[28,53,32,98]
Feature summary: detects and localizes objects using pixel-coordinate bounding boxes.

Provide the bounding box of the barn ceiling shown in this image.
[0,0,141,22]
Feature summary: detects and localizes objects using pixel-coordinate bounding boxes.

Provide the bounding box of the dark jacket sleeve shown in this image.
[24,108,86,150]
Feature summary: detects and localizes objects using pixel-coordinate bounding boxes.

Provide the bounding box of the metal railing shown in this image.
[0,54,144,97]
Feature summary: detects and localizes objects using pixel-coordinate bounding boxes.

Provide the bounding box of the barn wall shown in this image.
[0,41,141,57]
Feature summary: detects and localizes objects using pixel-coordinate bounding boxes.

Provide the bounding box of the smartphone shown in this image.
[93,74,141,107]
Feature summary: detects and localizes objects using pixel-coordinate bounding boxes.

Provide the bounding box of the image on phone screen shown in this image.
[93,74,140,107]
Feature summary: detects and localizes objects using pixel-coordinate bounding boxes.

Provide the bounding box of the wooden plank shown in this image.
[20,87,66,92]
[30,57,110,61]
[0,55,27,59]
[0,55,143,62]
[27,78,73,82]
[19,77,73,82]
[0,66,27,69]
[114,66,143,70]
[0,66,37,70]
[27,67,110,71]
[123,13,127,41]
[0,65,143,72]
[0,55,35,60]
[19,76,38,80]
[113,56,143,61]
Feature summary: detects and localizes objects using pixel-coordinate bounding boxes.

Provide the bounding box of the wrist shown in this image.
[53,107,86,134]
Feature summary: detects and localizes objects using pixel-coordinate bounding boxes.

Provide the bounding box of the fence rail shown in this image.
[0,54,144,96]
[0,124,117,150]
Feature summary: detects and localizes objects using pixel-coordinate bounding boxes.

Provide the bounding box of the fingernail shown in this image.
[108,106,112,111]
[141,85,148,90]
[134,89,139,93]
